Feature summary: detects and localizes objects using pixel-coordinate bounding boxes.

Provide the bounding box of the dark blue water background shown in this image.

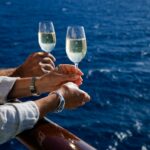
[0,0,150,149]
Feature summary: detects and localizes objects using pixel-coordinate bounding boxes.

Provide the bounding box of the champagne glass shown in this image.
[38,21,56,53]
[66,26,87,68]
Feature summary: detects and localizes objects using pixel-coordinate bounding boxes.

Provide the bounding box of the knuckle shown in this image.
[38,62,43,66]
[80,92,85,98]
[62,84,70,91]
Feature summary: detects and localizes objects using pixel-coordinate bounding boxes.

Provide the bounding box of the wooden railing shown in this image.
[17,117,96,150]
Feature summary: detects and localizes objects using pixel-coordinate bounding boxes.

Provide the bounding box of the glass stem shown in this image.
[75,63,78,68]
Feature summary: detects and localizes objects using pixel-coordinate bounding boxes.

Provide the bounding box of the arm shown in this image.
[0,95,59,144]
[0,83,90,144]
[0,64,82,103]
[8,65,83,100]
[35,82,90,119]
[7,77,35,99]
[0,101,39,144]
[0,68,18,76]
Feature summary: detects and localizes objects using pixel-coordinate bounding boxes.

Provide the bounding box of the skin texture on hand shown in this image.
[15,52,56,77]
[57,82,90,109]
[55,64,83,85]
[36,64,84,93]
[35,82,91,118]
[8,65,84,99]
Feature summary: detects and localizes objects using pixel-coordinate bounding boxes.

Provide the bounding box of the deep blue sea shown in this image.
[0,0,150,149]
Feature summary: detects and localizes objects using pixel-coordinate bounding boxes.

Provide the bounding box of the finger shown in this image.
[59,64,83,75]
[73,76,83,85]
[75,68,84,76]
[60,74,80,82]
[74,80,82,86]
[64,65,76,74]
[35,52,49,58]
[69,65,83,75]
[57,64,67,74]
[54,65,66,74]
[43,64,54,71]
[39,62,55,71]
[58,64,76,74]
[31,52,48,63]
[41,68,50,74]
[79,76,83,82]
[42,57,55,68]
[36,52,56,62]
[47,53,56,62]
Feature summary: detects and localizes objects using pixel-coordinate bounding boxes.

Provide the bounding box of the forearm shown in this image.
[0,101,39,144]
[0,68,17,76]
[35,93,60,118]
[3,93,60,125]
[7,77,33,99]
[0,94,61,144]
[7,77,49,99]
[0,66,24,77]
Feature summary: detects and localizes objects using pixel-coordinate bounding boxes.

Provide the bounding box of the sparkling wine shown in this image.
[38,32,56,52]
[66,38,87,63]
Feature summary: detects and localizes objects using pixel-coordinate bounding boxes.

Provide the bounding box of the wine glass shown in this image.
[38,21,56,53]
[66,26,87,68]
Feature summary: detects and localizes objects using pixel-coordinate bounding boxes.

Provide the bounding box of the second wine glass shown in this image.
[38,21,56,53]
[66,26,87,68]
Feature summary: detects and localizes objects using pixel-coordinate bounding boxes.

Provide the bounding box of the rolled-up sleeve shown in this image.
[0,76,18,104]
[0,101,39,144]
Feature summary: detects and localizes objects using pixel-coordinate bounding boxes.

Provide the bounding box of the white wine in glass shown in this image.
[66,26,87,68]
[38,21,56,53]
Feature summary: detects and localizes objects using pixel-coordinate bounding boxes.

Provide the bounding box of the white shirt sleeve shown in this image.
[0,76,18,104]
[0,101,39,144]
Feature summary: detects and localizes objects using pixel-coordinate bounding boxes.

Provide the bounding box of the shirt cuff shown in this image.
[0,76,19,104]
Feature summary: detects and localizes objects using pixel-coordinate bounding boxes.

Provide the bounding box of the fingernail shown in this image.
[77,71,84,76]
[81,72,84,75]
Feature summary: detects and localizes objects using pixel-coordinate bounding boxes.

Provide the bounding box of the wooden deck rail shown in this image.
[17,117,96,150]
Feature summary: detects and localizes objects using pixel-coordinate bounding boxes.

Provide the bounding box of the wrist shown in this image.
[50,91,65,113]
[35,77,49,94]
[34,77,42,94]
[57,86,66,100]
[29,77,40,96]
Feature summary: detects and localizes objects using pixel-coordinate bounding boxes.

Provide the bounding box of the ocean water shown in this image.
[0,0,150,149]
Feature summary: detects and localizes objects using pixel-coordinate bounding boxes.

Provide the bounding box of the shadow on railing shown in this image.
[17,117,96,150]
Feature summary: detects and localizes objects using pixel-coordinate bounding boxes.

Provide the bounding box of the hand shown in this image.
[35,82,90,118]
[56,64,84,85]
[37,64,84,93]
[57,82,90,109]
[16,52,56,77]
